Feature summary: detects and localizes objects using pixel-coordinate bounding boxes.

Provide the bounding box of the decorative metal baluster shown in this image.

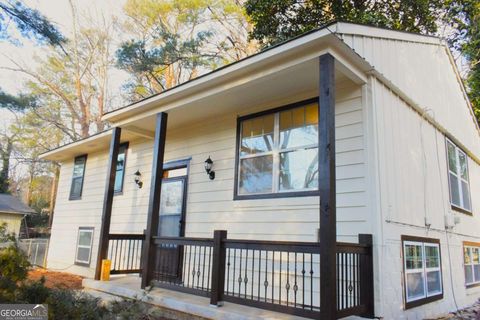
[192,246,198,288]
[127,239,132,271]
[202,246,206,290]
[251,249,255,299]
[207,246,212,291]
[279,252,282,305]
[237,249,242,297]
[232,249,237,296]
[183,245,188,285]
[244,249,249,298]
[294,252,298,307]
[257,250,261,301]
[302,253,305,308]
[226,248,231,294]
[118,240,123,272]
[310,253,314,310]
[271,251,275,304]
[187,245,192,287]
[196,245,202,288]
[286,252,290,307]
[264,251,268,303]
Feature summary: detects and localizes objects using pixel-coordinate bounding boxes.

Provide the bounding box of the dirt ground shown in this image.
[27,268,83,290]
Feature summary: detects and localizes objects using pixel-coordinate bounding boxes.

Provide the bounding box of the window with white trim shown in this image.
[236,100,319,197]
[75,227,94,266]
[446,139,471,212]
[464,244,480,286]
[403,237,443,308]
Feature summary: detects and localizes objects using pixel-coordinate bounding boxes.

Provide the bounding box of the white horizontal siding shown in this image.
[47,82,369,277]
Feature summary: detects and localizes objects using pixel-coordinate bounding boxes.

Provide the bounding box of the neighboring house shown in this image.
[0,193,35,237]
[40,22,480,319]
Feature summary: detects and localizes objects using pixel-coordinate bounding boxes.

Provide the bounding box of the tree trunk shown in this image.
[0,140,13,193]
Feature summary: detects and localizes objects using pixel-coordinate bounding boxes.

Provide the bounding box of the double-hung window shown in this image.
[402,236,443,308]
[75,227,94,266]
[235,99,319,198]
[464,243,480,287]
[69,155,87,200]
[446,139,471,213]
[114,143,128,194]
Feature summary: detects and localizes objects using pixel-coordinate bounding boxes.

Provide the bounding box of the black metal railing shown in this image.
[222,239,320,319]
[107,234,145,274]
[145,231,374,319]
[336,235,374,318]
[152,236,214,297]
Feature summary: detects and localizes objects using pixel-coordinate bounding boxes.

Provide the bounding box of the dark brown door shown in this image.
[154,168,188,281]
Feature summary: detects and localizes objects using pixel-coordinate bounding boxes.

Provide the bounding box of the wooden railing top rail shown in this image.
[153,236,213,247]
[108,233,145,240]
[224,238,321,253]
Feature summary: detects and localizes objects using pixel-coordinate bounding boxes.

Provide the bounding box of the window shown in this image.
[69,155,87,200]
[464,242,480,287]
[446,139,471,213]
[235,99,319,199]
[75,227,94,266]
[114,143,128,194]
[402,236,443,309]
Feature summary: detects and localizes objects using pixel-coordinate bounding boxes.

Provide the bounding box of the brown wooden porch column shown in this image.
[141,112,168,288]
[318,53,336,319]
[95,127,122,280]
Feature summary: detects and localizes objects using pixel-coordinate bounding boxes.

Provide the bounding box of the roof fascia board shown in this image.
[39,129,112,160]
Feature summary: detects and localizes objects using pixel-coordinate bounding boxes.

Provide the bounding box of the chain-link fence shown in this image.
[18,238,49,267]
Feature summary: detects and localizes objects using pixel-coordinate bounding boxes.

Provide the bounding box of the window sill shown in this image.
[466,282,480,289]
[451,205,473,216]
[234,190,319,200]
[69,197,82,201]
[114,191,123,196]
[74,261,90,267]
[405,293,443,310]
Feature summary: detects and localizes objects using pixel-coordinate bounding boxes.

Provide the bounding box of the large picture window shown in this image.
[235,99,319,199]
[402,236,443,309]
[69,155,87,200]
[446,139,471,213]
[75,227,94,266]
[114,143,128,194]
[464,242,480,287]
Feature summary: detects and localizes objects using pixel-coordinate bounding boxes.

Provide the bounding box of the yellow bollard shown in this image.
[100,259,111,281]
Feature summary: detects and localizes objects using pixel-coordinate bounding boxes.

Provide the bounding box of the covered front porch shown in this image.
[46,29,375,319]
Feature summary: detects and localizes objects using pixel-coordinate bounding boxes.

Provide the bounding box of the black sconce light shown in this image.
[204,156,215,180]
[134,170,143,188]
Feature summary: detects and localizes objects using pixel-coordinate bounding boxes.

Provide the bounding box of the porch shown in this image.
[102,231,374,319]
[90,48,373,319]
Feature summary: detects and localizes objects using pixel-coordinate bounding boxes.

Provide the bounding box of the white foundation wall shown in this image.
[370,78,480,319]
[47,81,372,278]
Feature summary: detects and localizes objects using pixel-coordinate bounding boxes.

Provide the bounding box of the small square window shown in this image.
[75,227,94,266]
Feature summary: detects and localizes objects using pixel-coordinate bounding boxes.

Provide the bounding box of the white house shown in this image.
[40,22,480,319]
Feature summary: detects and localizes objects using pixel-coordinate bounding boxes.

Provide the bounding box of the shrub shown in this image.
[16,277,51,304]
[46,289,108,320]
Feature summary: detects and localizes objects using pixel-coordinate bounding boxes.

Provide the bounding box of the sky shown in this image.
[0,0,129,127]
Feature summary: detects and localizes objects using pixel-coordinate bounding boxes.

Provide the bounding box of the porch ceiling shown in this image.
[121,58,351,134]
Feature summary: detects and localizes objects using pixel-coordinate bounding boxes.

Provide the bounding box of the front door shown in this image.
[154,166,188,281]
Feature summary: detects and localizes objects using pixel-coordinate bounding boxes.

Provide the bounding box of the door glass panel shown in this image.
[159,180,184,237]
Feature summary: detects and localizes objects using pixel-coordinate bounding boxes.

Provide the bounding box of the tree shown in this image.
[3,1,115,139]
[0,0,65,47]
[245,0,446,47]
[447,0,480,121]
[117,0,256,100]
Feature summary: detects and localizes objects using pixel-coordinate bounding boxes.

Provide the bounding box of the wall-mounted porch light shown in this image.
[204,156,215,180]
[134,170,143,188]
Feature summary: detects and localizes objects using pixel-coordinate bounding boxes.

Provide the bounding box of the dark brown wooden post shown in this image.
[318,53,336,319]
[359,234,374,318]
[141,112,168,288]
[95,127,122,280]
[210,230,227,306]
